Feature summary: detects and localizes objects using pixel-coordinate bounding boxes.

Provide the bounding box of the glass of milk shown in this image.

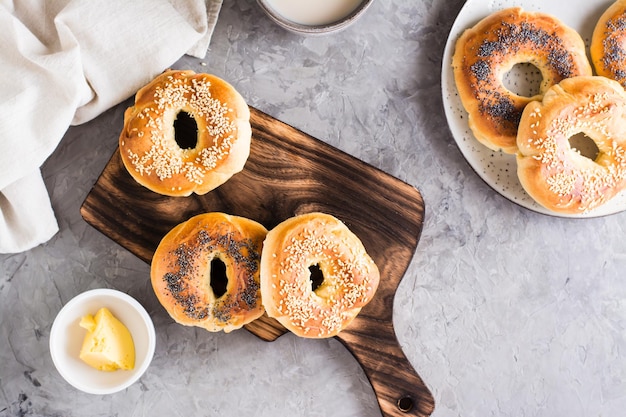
[256,0,374,35]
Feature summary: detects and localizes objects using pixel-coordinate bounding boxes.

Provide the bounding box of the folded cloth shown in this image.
[0,0,223,253]
[0,172,59,253]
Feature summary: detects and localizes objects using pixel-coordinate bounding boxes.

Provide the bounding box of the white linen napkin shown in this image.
[0,0,223,253]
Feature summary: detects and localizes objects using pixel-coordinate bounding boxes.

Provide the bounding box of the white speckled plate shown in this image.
[441,0,626,217]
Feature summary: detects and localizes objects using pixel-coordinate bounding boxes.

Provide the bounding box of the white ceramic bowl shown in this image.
[256,0,374,35]
[50,288,156,395]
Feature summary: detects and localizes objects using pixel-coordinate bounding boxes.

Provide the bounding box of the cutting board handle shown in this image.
[337,320,435,417]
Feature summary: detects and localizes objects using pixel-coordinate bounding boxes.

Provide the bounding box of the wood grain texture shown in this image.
[80,107,434,417]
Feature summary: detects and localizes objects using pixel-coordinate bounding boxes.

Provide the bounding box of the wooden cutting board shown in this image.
[80,107,434,417]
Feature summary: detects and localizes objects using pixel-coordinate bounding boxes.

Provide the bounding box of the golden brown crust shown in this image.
[452,7,592,154]
[260,213,380,338]
[151,212,267,333]
[119,70,251,197]
[591,0,626,88]
[516,76,626,214]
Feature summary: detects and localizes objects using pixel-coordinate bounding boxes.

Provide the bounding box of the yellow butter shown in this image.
[79,307,135,371]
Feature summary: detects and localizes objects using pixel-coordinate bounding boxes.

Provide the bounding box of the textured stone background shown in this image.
[2,0,626,416]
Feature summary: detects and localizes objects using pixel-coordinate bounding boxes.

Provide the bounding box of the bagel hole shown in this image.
[210,257,228,298]
[569,133,600,161]
[173,111,198,149]
[503,63,542,97]
[309,264,324,292]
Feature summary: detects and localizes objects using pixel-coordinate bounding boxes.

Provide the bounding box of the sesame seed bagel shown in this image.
[591,0,626,88]
[260,213,380,338]
[516,76,626,214]
[119,70,251,196]
[151,212,267,333]
[452,7,592,154]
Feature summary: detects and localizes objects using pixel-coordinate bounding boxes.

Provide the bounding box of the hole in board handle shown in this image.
[397,396,414,413]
